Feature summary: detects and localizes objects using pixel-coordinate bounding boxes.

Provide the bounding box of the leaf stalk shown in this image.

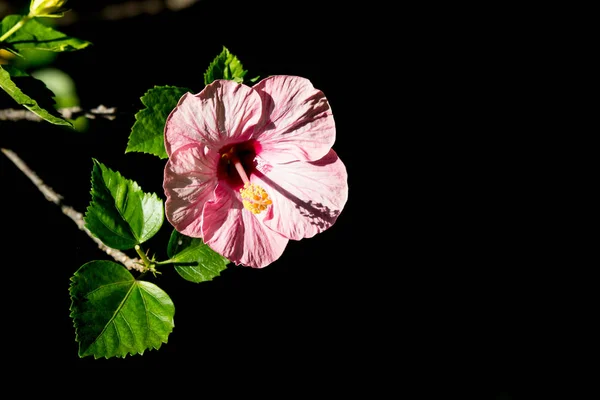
[0,16,31,43]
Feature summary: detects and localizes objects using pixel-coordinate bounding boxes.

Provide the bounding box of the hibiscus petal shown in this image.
[255,149,348,240]
[164,143,219,237]
[252,75,335,163]
[165,80,263,155]
[202,184,289,268]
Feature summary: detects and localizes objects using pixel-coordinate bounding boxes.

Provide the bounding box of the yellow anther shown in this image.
[240,183,272,214]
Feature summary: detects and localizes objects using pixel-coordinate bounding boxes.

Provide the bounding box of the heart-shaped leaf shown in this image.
[69,260,175,359]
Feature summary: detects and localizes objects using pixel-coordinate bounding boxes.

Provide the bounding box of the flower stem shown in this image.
[155,259,175,265]
[0,16,31,43]
[134,244,152,266]
[135,244,160,275]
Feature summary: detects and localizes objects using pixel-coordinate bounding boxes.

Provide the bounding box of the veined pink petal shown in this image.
[202,185,289,268]
[165,80,263,155]
[254,149,348,240]
[164,143,220,237]
[252,75,335,163]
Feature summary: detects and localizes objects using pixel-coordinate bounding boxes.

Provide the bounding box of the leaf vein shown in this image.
[85,281,136,354]
[85,279,133,297]
[94,211,131,240]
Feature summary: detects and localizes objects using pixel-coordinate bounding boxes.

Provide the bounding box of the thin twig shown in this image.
[0,105,118,122]
[1,147,144,272]
[0,1,201,25]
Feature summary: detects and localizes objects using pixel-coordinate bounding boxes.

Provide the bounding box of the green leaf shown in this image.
[84,159,164,250]
[13,48,58,71]
[204,45,251,85]
[0,64,72,126]
[1,15,91,53]
[167,229,229,283]
[126,85,191,159]
[69,260,175,359]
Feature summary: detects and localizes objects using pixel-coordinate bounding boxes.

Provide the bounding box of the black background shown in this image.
[1,1,522,398]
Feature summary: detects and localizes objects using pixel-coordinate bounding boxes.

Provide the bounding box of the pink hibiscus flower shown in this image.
[163,75,348,268]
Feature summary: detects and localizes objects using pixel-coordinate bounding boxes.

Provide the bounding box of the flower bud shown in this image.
[29,0,67,17]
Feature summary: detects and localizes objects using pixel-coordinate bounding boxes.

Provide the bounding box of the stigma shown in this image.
[240,183,272,214]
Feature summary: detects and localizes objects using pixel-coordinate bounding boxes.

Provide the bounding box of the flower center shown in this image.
[218,141,272,215]
[240,183,273,214]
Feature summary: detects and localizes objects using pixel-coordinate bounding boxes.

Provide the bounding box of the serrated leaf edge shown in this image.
[83,158,164,249]
[69,262,175,359]
[125,85,191,159]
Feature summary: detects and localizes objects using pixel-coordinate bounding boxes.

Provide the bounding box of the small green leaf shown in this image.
[1,15,91,53]
[167,229,229,283]
[126,85,191,159]
[204,46,251,85]
[70,260,175,359]
[0,64,71,126]
[84,159,164,250]
[13,48,58,72]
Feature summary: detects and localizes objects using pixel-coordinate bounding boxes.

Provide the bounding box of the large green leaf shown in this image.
[0,65,71,126]
[84,159,164,250]
[126,85,191,159]
[167,230,229,283]
[1,15,91,53]
[204,46,256,85]
[70,260,175,359]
